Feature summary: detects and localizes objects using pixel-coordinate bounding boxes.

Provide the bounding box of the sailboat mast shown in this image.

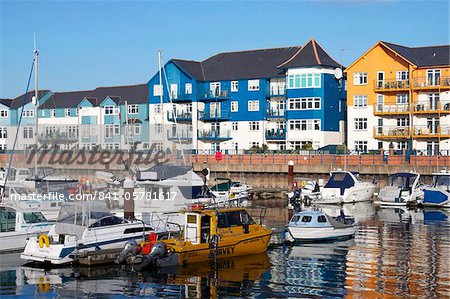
[158,50,164,129]
[34,38,39,179]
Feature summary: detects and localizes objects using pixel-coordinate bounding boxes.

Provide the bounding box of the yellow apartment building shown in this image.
[345,41,449,155]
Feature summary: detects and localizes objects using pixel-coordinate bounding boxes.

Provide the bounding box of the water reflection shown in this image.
[0,205,449,298]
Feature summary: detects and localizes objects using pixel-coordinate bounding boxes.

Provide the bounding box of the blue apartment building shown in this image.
[147,39,346,152]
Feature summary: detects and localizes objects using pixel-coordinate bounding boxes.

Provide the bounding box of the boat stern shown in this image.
[21,237,73,265]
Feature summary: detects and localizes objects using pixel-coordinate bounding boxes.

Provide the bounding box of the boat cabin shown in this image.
[324,171,359,195]
[182,208,256,245]
[432,172,450,191]
[0,205,48,233]
[387,173,421,194]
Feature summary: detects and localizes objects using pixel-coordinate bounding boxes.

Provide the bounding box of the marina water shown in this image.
[0,201,449,298]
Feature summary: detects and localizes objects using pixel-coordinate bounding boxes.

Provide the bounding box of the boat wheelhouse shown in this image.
[376,172,424,206]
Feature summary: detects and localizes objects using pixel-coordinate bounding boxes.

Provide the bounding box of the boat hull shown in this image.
[0,228,50,252]
[422,189,450,208]
[287,226,356,242]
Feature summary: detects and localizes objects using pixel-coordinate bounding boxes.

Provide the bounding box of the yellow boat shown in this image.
[123,207,273,268]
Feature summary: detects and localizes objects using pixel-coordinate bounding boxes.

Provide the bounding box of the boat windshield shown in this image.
[217,210,255,228]
[434,175,450,189]
[389,175,416,188]
[324,172,355,195]
[23,212,47,223]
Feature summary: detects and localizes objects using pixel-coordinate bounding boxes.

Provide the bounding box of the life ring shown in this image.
[229,193,235,199]
[301,181,307,187]
[38,234,50,249]
[38,277,50,293]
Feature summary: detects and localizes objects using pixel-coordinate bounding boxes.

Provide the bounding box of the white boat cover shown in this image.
[55,201,112,239]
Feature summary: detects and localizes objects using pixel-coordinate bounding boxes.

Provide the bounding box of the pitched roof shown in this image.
[39,84,148,109]
[0,98,13,107]
[278,39,342,69]
[172,59,205,80]
[381,41,450,67]
[10,90,50,109]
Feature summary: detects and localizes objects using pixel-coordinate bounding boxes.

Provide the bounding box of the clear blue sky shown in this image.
[0,0,449,98]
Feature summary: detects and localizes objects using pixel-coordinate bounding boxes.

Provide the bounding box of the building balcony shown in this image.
[197,130,232,142]
[196,89,230,102]
[167,130,192,142]
[167,111,192,122]
[412,76,450,90]
[265,128,286,140]
[373,126,410,140]
[374,79,409,92]
[38,132,79,144]
[198,110,231,122]
[373,104,410,116]
[169,91,194,103]
[412,101,450,115]
[266,109,286,120]
[266,86,286,98]
[412,126,450,139]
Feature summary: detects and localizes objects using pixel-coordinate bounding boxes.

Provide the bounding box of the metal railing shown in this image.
[167,110,193,122]
[374,79,409,91]
[374,104,410,115]
[198,109,231,121]
[265,128,286,140]
[197,129,232,141]
[412,125,450,138]
[412,101,450,113]
[266,86,286,97]
[196,89,230,101]
[412,76,450,89]
[373,126,410,139]
[266,109,286,118]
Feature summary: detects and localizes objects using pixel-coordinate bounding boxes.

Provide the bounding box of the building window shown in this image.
[289,141,312,150]
[104,106,117,115]
[82,125,90,138]
[396,94,409,104]
[355,141,368,152]
[153,84,162,96]
[287,74,321,89]
[397,118,409,127]
[154,104,161,114]
[41,110,45,117]
[22,110,34,117]
[65,108,71,117]
[185,83,192,95]
[231,101,239,112]
[249,121,260,131]
[210,82,221,96]
[289,120,320,131]
[249,142,260,148]
[248,80,260,91]
[396,71,409,81]
[353,72,367,85]
[231,81,238,92]
[248,100,259,112]
[353,95,367,108]
[0,144,6,151]
[288,98,321,110]
[397,141,408,150]
[0,110,8,118]
[232,122,238,131]
[126,124,141,137]
[0,127,7,139]
[75,108,79,116]
[354,118,368,131]
[49,109,55,117]
[23,126,33,139]
[128,104,139,115]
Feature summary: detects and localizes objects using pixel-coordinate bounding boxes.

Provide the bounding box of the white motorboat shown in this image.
[0,204,53,252]
[210,178,253,202]
[21,201,152,265]
[286,209,356,242]
[375,172,424,206]
[1,182,64,221]
[422,170,450,208]
[315,170,376,204]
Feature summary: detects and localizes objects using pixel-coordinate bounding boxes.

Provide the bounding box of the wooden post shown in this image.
[123,177,135,219]
[288,160,294,191]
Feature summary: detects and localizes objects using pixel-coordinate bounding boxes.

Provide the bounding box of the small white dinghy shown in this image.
[286,210,356,242]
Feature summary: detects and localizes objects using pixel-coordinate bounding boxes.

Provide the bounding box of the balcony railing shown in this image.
[412,126,450,139]
[412,76,450,90]
[197,129,232,142]
[167,129,192,142]
[169,91,194,103]
[373,126,410,139]
[412,101,450,114]
[167,111,193,122]
[198,110,231,122]
[265,128,286,140]
[374,79,409,92]
[266,109,286,119]
[38,132,79,144]
[373,104,410,116]
[196,89,230,102]
[266,86,286,97]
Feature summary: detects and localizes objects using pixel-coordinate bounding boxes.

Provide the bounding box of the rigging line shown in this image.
[160,54,187,166]
[1,59,35,198]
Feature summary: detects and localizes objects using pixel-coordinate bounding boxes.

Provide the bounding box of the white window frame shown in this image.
[353,95,367,108]
[288,98,321,110]
[65,108,71,117]
[248,100,259,112]
[353,72,368,85]
[182,83,191,95]
[396,71,409,81]
[354,118,368,131]
[248,79,260,91]
[0,127,6,139]
[397,118,409,127]
[153,84,162,96]
[22,110,34,118]
[0,110,8,118]
[104,106,117,115]
[249,121,260,131]
[232,122,238,131]
[231,101,239,112]
[287,74,321,89]
[231,81,238,92]
[355,141,368,152]
[396,94,409,104]
[128,104,139,115]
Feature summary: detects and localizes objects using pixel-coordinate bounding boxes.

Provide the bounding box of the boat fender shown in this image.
[38,277,50,293]
[38,234,50,249]
[301,181,306,187]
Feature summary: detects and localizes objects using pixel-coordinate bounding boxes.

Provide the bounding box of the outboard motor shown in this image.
[135,242,166,270]
[287,189,302,212]
[115,240,140,264]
